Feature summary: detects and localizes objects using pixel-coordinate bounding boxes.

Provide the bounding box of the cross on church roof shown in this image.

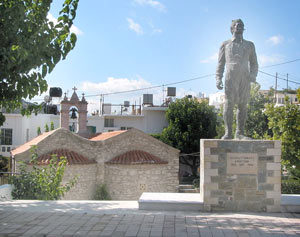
[72,86,77,92]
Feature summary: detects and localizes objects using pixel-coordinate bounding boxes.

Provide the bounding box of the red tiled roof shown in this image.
[105,150,168,165]
[32,149,96,165]
[89,130,127,141]
[11,130,57,156]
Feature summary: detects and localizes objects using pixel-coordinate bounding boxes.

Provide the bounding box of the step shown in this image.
[281,194,300,213]
[138,192,204,211]
[139,193,300,213]
[178,184,194,189]
[179,189,198,193]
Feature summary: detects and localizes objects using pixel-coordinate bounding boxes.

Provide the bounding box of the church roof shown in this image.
[105,150,168,165]
[32,148,96,165]
[11,130,57,156]
[89,130,127,141]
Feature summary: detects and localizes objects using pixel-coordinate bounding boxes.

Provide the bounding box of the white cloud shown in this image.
[148,21,162,35]
[258,54,285,66]
[266,35,284,45]
[127,18,144,35]
[80,77,153,94]
[47,13,83,35]
[79,77,199,114]
[200,53,218,64]
[133,0,166,12]
[80,77,160,113]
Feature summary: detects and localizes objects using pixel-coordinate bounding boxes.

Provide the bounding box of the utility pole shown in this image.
[162,84,165,105]
[275,72,278,103]
[286,73,289,91]
[99,94,102,115]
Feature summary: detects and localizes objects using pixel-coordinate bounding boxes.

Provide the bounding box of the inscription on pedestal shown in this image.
[227,153,257,174]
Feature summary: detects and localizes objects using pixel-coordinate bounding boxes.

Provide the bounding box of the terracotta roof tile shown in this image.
[11,130,57,156]
[89,130,127,141]
[32,149,96,165]
[105,150,168,165]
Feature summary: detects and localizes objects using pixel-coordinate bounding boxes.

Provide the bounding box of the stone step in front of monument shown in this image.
[138,192,204,211]
[281,194,300,213]
[178,184,199,193]
[138,193,300,213]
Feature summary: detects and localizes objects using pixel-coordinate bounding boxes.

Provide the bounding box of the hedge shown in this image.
[281,179,300,194]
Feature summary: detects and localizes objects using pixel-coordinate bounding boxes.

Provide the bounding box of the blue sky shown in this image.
[42,0,300,113]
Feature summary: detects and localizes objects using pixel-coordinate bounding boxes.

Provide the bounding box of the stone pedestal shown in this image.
[200,139,281,212]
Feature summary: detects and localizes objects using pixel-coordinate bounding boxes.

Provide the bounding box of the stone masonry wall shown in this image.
[62,164,97,200]
[105,164,178,200]
[200,139,281,212]
[14,128,179,200]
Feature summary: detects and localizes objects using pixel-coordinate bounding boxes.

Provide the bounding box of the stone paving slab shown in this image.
[0,200,299,236]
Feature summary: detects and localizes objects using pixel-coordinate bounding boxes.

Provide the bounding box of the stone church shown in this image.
[11,90,179,200]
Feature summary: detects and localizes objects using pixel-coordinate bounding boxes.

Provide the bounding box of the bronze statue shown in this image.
[216,19,258,139]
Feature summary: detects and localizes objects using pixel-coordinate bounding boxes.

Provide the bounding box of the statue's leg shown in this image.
[235,81,251,139]
[236,101,247,136]
[222,97,233,139]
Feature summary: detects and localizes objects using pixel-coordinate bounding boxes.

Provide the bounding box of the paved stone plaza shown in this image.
[0,201,299,236]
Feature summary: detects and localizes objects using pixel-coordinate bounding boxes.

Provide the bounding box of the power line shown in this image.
[28,58,300,102]
[85,74,216,98]
[260,58,300,69]
[258,70,300,85]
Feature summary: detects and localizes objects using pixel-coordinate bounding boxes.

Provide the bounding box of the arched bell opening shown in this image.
[69,106,79,132]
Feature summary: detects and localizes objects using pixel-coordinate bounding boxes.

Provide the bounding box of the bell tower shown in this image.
[60,87,88,137]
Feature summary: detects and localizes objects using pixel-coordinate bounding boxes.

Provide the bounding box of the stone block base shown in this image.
[200,139,281,212]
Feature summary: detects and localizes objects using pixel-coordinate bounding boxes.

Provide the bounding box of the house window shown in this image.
[104,118,114,127]
[0,128,12,145]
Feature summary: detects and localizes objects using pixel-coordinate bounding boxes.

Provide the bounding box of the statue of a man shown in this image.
[216,19,258,139]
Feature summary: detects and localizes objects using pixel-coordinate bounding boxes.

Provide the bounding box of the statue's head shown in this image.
[230,19,244,35]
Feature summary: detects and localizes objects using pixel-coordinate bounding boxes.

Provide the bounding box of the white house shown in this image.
[260,90,299,105]
[209,91,225,109]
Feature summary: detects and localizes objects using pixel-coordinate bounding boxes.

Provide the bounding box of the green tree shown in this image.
[50,121,55,130]
[0,0,79,126]
[297,87,300,101]
[10,146,77,200]
[264,97,300,169]
[45,124,49,132]
[161,97,217,176]
[244,83,272,139]
[0,155,9,172]
[37,126,41,136]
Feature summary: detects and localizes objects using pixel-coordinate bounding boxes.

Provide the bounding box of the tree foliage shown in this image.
[10,146,77,200]
[264,98,300,169]
[0,0,79,125]
[161,97,217,154]
[50,121,55,130]
[160,97,217,176]
[45,123,49,132]
[37,126,41,136]
[244,83,272,139]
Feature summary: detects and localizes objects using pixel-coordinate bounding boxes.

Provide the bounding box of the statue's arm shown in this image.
[249,42,258,82]
[216,42,226,89]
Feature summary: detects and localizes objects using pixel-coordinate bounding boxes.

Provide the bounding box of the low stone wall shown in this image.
[105,164,179,200]
[200,139,281,212]
[0,184,13,201]
[62,164,97,200]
